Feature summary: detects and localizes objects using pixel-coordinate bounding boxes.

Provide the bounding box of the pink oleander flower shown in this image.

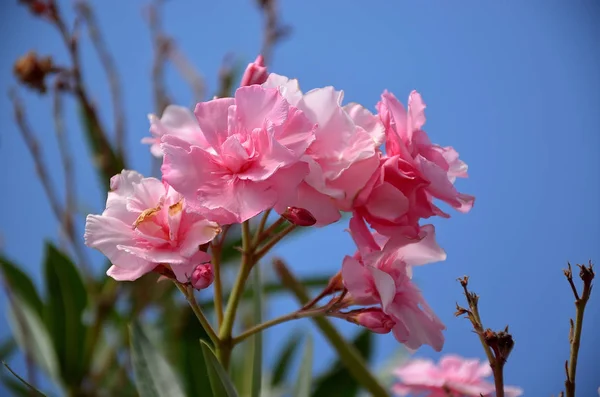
[263,74,385,226]
[393,355,523,397]
[378,90,475,218]
[161,85,316,224]
[240,55,268,87]
[341,216,446,351]
[354,91,475,237]
[191,263,214,290]
[84,170,221,282]
[142,105,209,157]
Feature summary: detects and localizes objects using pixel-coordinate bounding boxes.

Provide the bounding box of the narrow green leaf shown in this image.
[200,340,240,397]
[0,374,32,397]
[0,338,17,361]
[271,332,303,386]
[294,336,313,397]
[129,321,185,397]
[43,243,88,385]
[0,254,43,315]
[2,361,46,396]
[251,265,263,397]
[6,292,60,382]
[312,329,373,397]
[176,309,211,396]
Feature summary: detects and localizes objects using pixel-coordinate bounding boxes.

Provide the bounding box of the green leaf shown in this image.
[2,361,47,396]
[0,338,17,361]
[200,340,240,397]
[6,292,60,383]
[129,321,185,397]
[43,243,88,385]
[0,254,43,315]
[251,265,263,397]
[312,329,373,397]
[271,332,303,387]
[176,309,211,396]
[294,336,313,397]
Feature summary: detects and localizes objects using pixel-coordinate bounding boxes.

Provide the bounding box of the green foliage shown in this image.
[312,329,373,397]
[129,321,185,397]
[43,243,88,387]
[294,336,314,397]
[251,265,264,397]
[0,254,43,316]
[201,340,240,397]
[2,362,47,396]
[271,331,304,387]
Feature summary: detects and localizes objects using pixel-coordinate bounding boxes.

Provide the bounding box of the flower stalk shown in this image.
[563,261,594,397]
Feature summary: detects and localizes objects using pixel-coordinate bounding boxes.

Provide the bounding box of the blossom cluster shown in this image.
[84,55,473,352]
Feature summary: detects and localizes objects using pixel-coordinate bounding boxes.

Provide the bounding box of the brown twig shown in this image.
[11,89,92,278]
[563,261,594,397]
[256,0,291,66]
[168,45,206,104]
[455,276,514,397]
[46,0,125,187]
[145,0,171,176]
[76,1,126,156]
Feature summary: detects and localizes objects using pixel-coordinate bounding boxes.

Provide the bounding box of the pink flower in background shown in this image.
[142,105,210,157]
[161,85,316,224]
[263,74,385,226]
[378,90,475,217]
[341,216,446,351]
[84,170,220,282]
[393,355,523,397]
[240,55,268,87]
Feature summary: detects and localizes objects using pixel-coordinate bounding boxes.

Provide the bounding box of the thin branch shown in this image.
[51,82,92,276]
[564,261,594,397]
[256,0,291,66]
[11,89,92,277]
[145,0,171,177]
[48,0,125,186]
[76,1,126,156]
[168,44,206,104]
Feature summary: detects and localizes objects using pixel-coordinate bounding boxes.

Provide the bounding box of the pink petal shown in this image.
[341,256,376,305]
[107,263,156,281]
[366,265,396,311]
[194,97,235,151]
[178,219,221,257]
[234,86,289,130]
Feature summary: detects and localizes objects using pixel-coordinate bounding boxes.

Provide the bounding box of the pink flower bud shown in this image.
[351,308,395,334]
[191,263,214,290]
[240,55,268,87]
[281,206,317,227]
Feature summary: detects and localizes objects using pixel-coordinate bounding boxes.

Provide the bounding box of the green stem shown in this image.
[175,283,220,346]
[253,209,272,247]
[256,216,286,244]
[274,259,389,397]
[254,224,297,262]
[233,308,326,345]
[211,245,224,328]
[218,220,253,368]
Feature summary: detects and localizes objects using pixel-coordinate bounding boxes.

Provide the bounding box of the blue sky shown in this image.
[1,0,599,395]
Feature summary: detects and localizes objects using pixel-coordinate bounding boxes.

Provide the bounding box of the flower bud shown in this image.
[191,263,214,290]
[240,55,268,87]
[282,206,316,227]
[349,308,395,334]
[13,51,54,93]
